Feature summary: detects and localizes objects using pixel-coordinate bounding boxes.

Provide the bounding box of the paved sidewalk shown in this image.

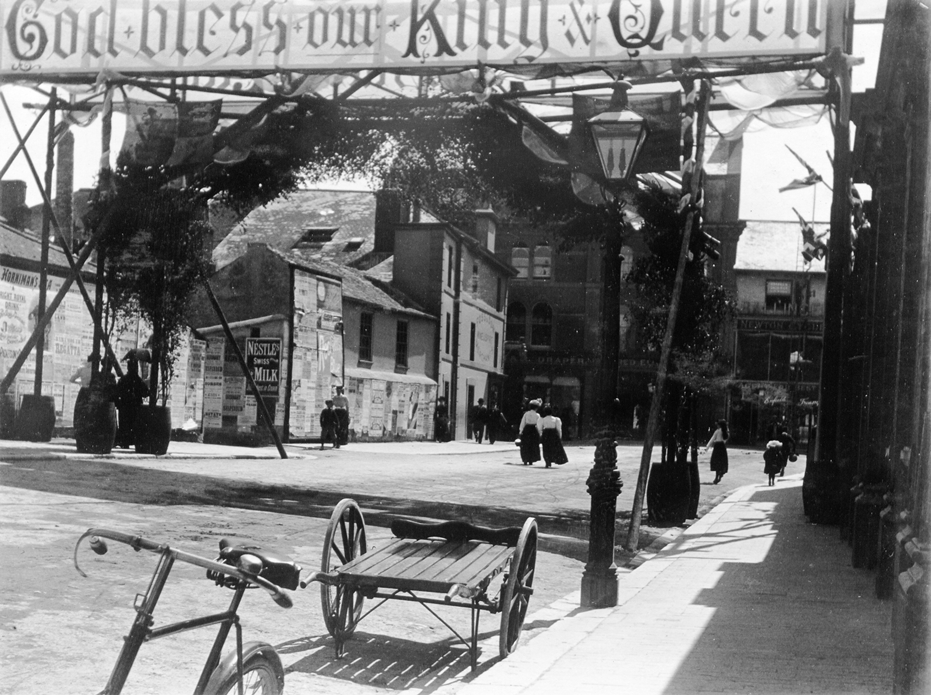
[459,479,893,695]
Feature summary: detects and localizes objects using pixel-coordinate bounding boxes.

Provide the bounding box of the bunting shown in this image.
[793,207,828,263]
[521,126,569,166]
[778,145,827,192]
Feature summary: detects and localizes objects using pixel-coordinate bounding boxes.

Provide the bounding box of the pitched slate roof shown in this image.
[213,189,376,270]
[0,220,96,274]
[214,189,434,320]
[251,242,434,321]
[735,220,828,273]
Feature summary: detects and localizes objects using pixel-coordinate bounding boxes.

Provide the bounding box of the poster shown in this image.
[245,337,282,397]
[203,340,224,429]
[1,266,93,427]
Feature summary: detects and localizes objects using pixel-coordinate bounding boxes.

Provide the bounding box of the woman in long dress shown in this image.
[538,404,568,468]
[518,399,542,465]
[704,419,730,484]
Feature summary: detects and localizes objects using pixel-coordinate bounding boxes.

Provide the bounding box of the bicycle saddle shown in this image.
[219,541,302,590]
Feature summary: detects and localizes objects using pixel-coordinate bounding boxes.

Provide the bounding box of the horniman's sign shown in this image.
[1,0,830,78]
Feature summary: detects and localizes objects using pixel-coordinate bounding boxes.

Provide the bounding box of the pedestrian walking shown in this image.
[777,427,796,476]
[764,439,783,486]
[470,398,488,443]
[319,400,339,449]
[486,404,507,444]
[433,396,450,442]
[538,404,568,468]
[115,354,149,449]
[332,385,350,446]
[517,399,542,465]
[704,419,730,484]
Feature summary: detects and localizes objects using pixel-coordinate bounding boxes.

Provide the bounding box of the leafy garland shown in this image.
[92,94,729,404]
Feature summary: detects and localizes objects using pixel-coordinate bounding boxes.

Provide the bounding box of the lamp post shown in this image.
[581,82,647,606]
[588,84,649,183]
[586,81,649,436]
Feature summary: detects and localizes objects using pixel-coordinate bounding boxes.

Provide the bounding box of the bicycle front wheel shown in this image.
[203,642,285,695]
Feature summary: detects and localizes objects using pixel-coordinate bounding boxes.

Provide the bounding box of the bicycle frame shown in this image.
[74,528,293,695]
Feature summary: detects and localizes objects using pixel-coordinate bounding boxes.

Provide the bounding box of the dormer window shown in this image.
[294,227,337,249]
[344,237,364,252]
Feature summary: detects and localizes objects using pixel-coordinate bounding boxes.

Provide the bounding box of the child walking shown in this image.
[764,440,783,486]
[320,400,339,450]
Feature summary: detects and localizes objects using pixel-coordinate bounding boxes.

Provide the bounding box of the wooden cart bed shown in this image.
[304,500,538,670]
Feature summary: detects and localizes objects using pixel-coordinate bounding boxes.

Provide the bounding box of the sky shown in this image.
[0,2,886,224]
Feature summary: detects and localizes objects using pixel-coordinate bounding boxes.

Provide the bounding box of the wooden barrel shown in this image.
[74,386,117,454]
[135,405,172,455]
[14,394,56,442]
[647,461,691,525]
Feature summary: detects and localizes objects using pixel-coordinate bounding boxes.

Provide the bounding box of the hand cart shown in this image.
[303,499,538,670]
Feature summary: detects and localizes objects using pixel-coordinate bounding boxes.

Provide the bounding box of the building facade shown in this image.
[192,240,438,444]
[387,207,513,439]
[729,221,828,446]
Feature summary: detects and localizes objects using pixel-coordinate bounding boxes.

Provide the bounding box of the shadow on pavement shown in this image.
[0,456,600,560]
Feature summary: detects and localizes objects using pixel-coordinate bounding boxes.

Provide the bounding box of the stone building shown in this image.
[203,189,512,442]
[729,220,828,445]
[197,214,438,443]
[373,197,514,439]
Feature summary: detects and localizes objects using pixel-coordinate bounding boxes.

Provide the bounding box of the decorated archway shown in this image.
[1,0,858,537]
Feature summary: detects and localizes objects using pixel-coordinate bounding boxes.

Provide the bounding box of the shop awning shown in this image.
[345,367,436,386]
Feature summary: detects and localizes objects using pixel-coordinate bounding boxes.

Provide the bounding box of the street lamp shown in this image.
[588,81,649,182]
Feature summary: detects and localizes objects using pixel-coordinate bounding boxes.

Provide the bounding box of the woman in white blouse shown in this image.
[517,399,542,465]
[537,404,568,468]
[704,419,730,484]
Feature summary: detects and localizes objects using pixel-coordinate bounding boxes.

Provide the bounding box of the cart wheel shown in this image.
[321,498,367,642]
[499,517,538,658]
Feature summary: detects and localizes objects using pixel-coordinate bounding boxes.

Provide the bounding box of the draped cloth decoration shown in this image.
[716,71,810,110]
[120,100,222,167]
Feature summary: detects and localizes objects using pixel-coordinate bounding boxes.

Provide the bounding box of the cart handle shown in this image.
[73,528,293,609]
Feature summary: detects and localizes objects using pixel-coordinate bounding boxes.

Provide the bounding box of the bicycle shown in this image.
[73,528,302,695]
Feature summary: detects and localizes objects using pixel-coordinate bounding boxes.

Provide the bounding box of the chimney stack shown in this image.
[0,180,28,229]
[474,207,498,253]
[55,129,75,245]
[374,189,409,254]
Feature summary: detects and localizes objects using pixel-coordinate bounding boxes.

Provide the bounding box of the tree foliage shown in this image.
[626,182,735,380]
[97,165,214,403]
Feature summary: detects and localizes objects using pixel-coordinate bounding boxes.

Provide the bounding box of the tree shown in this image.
[625,182,735,467]
[96,169,214,404]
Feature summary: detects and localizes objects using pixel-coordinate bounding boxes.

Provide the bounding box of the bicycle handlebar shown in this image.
[73,528,293,609]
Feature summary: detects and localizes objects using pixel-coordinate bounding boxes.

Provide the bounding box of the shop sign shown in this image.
[738,317,823,333]
[246,337,281,397]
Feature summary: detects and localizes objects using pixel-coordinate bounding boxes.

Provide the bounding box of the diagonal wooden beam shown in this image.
[0,97,48,181]
[337,70,383,102]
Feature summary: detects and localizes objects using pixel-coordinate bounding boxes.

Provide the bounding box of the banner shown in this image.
[1,1,831,78]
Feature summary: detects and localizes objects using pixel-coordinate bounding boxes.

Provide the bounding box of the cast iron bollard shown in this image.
[581,437,624,608]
